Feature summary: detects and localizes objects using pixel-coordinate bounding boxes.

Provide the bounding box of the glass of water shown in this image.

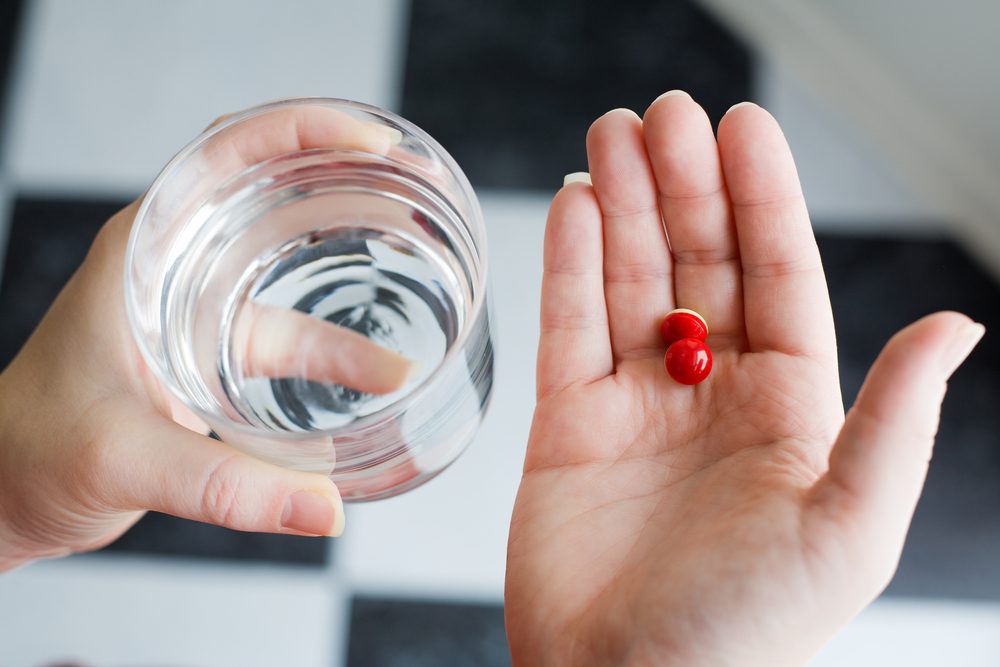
[125,98,494,501]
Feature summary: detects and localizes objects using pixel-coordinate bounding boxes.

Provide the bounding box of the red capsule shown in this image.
[664,338,713,385]
[660,309,708,346]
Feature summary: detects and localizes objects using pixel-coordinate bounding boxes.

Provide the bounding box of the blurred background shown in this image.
[0,1,998,665]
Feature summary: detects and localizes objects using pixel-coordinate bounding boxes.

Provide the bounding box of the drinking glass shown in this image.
[125,98,494,501]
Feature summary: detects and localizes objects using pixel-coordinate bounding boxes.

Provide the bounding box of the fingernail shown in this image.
[603,107,639,120]
[281,490,343,536]
[653,89,692,104]
[362,123,404,154]
[726,101,759,115]
[563,172,592,187]
[941,322,986,377]
[367,347,418,394]
[383,126,404,146]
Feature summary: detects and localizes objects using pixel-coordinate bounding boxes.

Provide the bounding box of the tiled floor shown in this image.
[4,0,408,194]
[0,197,122,364]
[1,2,999,666]
[346,597,509,667]
[0,557,340,666]
[401,0,751,189]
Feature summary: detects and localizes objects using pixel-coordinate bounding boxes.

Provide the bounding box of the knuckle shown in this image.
[604,263,670,285]
[601,205,660,222]
[199,454,247,527]
[540,311,607,334]
[72,428,119,509]
[742,257,822,280]
[671,246,739,267]
[732,192,805,210]
[544,264,596,279]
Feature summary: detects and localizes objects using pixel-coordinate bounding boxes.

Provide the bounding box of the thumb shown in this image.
[106,419,345,537]
[812,312,984,557]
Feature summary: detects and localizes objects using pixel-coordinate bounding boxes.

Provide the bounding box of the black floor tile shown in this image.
[103,511,329,565]
[401,0,751,190]
[819,232,1000,600]
[347,597,510,667]
[0,196,124,367]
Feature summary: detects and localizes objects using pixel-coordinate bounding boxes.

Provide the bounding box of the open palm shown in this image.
[505,94,983,666]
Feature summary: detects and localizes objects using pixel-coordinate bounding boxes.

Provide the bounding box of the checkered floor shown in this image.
[1,2,999,666]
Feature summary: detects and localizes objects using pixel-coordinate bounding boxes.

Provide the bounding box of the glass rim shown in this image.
[124,96,490,441]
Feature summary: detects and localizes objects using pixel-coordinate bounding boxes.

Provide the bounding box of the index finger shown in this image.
[717,103,836,363]
[238,303,415,395]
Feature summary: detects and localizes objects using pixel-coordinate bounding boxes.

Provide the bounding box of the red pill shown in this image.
[660,309,708,346]
[664,338,713,385]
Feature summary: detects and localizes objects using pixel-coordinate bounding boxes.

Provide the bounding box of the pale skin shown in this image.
[0,94,985,664]
[0,107,413,571]
[504,92,985,665]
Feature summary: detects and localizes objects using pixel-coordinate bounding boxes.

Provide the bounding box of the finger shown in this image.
[717,102,835,360]
[537,175,613,399]
[203,104,402,172]
[810,313,984,556]
[149,105,403,225]
[643,91,744,344]
[586,109,674,360]
[104,418,345,537]
[239,303,414,395]
[196,106,412,397]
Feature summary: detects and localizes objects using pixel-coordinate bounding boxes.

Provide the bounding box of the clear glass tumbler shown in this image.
[125,98,494,501]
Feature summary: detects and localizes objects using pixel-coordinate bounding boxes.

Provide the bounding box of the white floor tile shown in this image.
[759,63,939,232]
[0,555,337,667]
[6,0,407,194]
[340,192,549,601]
[811,598,1000,666]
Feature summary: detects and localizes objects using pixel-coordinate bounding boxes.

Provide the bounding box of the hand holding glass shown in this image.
[125,99,494,501]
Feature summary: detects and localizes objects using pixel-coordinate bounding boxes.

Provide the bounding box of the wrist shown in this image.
[509,626,692,667]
